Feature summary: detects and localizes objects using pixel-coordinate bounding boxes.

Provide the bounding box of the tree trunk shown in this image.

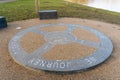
[35,0,40,13]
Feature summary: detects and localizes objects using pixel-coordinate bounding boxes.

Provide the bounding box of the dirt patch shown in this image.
[43,43,96,60]
[73,28,100,42]
[20,32,46,53]
[40,26,68,32]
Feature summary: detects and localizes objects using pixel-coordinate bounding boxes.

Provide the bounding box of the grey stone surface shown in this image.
[8,23,113,72]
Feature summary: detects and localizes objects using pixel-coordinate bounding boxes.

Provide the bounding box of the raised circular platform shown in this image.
[8,23,113,72]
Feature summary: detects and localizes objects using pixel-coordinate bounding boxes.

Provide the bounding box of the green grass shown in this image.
[0,0,120,25]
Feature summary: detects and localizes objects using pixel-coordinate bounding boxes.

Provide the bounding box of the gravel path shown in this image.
[0,0,16,3]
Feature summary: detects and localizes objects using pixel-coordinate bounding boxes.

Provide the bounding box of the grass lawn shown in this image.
[0,0,120,25]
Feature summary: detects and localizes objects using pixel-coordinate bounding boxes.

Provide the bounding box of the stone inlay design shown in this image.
[73,28,100,42]
[8,23,113,72]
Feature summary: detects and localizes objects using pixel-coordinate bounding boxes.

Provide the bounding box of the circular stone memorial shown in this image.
[8,23,113,72]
